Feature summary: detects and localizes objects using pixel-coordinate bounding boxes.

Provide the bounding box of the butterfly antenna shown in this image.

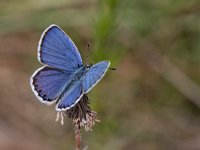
[109,67,118,71]
[85,42,90,65]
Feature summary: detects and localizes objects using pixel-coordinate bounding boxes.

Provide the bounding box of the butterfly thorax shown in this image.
[71,66,88,81]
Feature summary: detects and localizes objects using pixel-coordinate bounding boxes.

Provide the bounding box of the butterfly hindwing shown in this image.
[83,61,110,93]
[56,79,83,111]
[38,24,83,71]
[30,66,72,104]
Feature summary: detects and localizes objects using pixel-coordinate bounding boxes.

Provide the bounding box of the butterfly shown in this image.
[30,24,110,111]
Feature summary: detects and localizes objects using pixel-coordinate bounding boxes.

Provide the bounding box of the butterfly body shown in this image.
[30,24,110,111]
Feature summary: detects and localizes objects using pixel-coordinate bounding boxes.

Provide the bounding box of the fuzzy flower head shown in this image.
[56,94,100,131]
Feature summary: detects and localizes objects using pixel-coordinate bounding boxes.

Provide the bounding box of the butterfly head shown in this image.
[85,64,92,70]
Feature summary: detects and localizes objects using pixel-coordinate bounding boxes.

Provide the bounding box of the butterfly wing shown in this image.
[30,66,73,104]
[38,24,83,71]
[83,61,110,93]
[56,79,83,111]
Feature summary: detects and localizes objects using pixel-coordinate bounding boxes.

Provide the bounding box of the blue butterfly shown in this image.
[30,24,110,111]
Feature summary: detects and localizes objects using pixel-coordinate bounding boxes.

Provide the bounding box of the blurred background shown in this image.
[1,0,200,150]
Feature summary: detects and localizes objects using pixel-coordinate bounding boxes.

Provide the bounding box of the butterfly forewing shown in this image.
[38,24,82,71]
